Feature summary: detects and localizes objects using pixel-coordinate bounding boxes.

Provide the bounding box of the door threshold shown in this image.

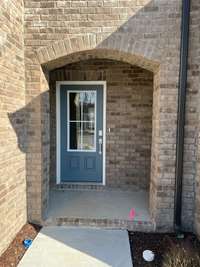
[54,182,106,191]
[57,182,105,186]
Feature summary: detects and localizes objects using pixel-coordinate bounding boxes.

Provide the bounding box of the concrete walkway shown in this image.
[18,227,133,267]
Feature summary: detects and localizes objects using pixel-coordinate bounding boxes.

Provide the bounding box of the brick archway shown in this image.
[36,35,159,72]
[27,35,176,232]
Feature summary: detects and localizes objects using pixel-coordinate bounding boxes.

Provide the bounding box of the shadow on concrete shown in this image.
[18,227,133,267]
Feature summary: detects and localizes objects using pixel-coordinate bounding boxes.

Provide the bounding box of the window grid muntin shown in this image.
[67,90,97,152]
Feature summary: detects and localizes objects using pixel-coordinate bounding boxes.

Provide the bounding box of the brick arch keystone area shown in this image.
[36,34,160,73]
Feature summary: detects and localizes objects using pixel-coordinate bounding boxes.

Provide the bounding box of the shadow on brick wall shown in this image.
[8,90,50,222]
[8,107,27,153]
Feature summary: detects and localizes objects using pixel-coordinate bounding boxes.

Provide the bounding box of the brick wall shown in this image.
[49,59,153,190]
[0,0,26,255]
[191,0,200,236]
[24,0,182,230]
[0,0,199,254]
[195,131,200,237]
[181,0,200,232]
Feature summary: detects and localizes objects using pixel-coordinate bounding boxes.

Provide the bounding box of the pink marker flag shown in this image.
[129,208,136,220]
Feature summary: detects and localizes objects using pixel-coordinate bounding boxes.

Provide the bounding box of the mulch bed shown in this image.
[129,231,200,267]
[0,223,41,267]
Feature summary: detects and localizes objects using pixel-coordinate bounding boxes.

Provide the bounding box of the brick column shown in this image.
[25,51,50,223]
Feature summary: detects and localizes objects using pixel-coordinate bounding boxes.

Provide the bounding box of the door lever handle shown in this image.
[99,138,102,155]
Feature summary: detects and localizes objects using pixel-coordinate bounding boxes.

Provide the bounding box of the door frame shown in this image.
[56,81,107,185]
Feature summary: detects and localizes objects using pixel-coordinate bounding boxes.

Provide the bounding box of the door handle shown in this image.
[99,138,102,155]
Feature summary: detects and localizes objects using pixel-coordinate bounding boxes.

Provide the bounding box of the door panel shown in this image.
[60,84,103,183]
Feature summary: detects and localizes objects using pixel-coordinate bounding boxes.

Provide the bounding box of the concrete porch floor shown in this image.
[45,189,154,231]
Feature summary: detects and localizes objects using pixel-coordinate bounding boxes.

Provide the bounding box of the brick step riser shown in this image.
[43,217,155,232]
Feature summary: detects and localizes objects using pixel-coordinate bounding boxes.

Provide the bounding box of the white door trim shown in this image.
[56,81,107,185]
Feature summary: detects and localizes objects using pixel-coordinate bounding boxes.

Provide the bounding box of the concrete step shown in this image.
[43,216,155,232]
[45,189,155,231]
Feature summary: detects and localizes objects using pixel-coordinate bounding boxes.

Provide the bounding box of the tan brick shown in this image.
[0,0,27,255]
[49,59,153,190]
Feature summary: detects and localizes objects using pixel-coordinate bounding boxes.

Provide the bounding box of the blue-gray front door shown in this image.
[60,84,103,183]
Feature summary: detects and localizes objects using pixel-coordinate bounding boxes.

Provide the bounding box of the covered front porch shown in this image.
[45,187,154,231]
[44,55,155,231]
[24,44,176,233]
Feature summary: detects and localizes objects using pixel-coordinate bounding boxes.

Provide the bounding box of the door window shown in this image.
[68,91,96,151]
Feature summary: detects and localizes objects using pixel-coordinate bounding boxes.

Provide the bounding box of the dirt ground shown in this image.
[0,224,41,267]
[0,224,200,267]
[129,231,200,267]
